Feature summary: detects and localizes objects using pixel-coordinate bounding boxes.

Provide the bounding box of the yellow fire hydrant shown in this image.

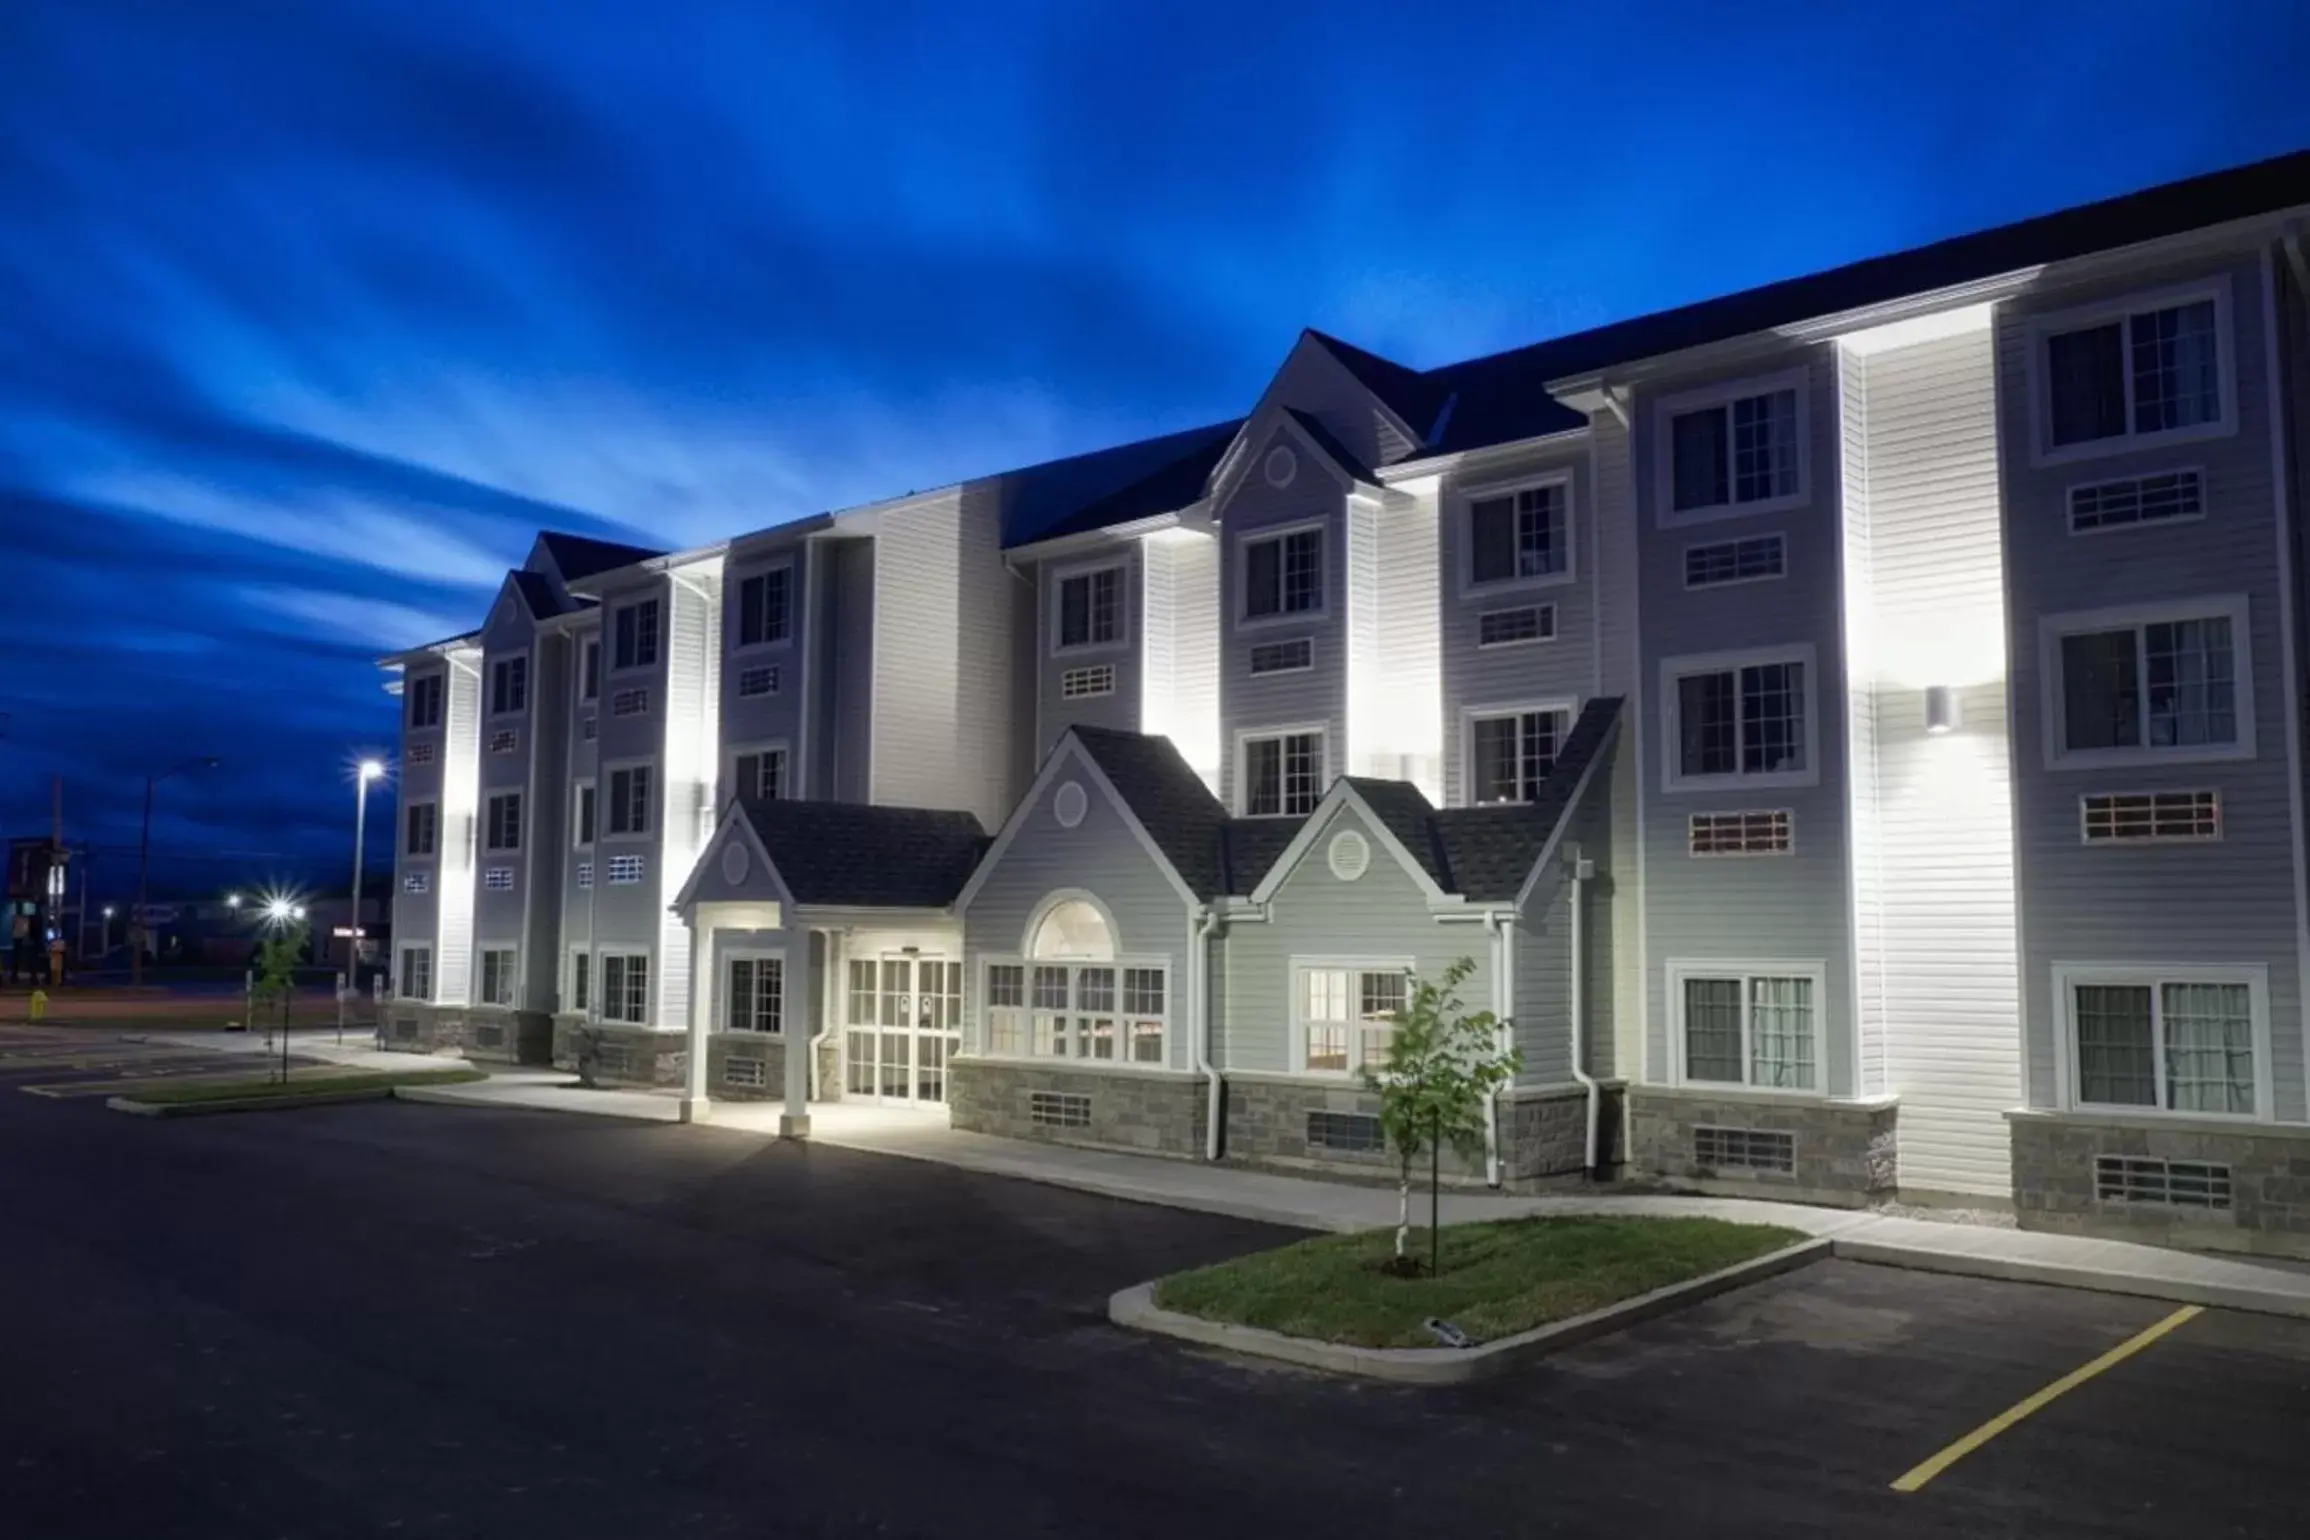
[28,989,48,1024]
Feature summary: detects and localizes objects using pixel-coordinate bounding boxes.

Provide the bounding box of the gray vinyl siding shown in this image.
[720,541,808,807]
[1035,544,1144,749]
[474,596,534,960]
[391,662,447,972]
[816,538,874,805]
[1253,333,1413,476]
[1439,443,1594,806]
[1999,247,2305,1120]
[433,654,483,1005]
[558,617,601,963]
[520,630,571,1011]
[1591,410,1647,1085]
[959,749,1194,1071]
[1634,345,1856,1098]
[588,573,672,981]
[1218,803,1496,1075]
[1513,757,1619,1087]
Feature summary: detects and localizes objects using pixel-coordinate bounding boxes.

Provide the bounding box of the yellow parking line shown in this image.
[1891,1304,2201,1492]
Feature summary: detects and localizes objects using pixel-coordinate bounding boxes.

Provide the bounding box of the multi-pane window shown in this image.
[1689,810,1794,856]
[404,802,438,858]
[482,866,513,891]
[479,947,519,1008]
[484,792,522,852]
[611,688,650,717]
[573,783,596,848]
[2068,470,2205,534]
[2056,612,2239,758]
[1056,566,1123,650]
[985,963,1027,1056]
[1469,708,1568,804]
[735,748,786,801]
[402,871,429,894]
[606,766,653,836]
[1000,961,1166,1064]
[580,637,600,701]
[607,854,645,885]
[489,728,519,755]
[2070,974,2257,1116]
[1300,967,1407,1074]
[574,861,593,890]
[1680,971,1817,1090]
[1248,638,1313,675]
[1477,605,1553,648]
[600,953,650,1024]
[1467,482,1569,586]
[1059,664,1115,699]
[1242,730,1323,817]
[490,656,528,715]
[1670,387,1800,513]
[613,599,661,670]
[405,741,435,766]
[1672,656,1808,782]
[397,946,432,1000]
[2044,298,2222,449]
[1684,535,1787,588]
[726,956,784,1033]
[569,951,590,1014]
[406,673,444,730]
[2079,790,2220,843]
[737,567,792,648]
[1242,528,1324,620]
[736,665,779,698]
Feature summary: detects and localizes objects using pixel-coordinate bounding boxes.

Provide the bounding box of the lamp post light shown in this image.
[132,756,218,987]
[101,905,115,958]
[346,759,385,979]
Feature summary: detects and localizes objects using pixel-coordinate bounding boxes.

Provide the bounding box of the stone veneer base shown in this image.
[549,1019,688,1088]
[1626,1087,1898,1209]
[704,1032,842,1102]
[2010,1111,2310,1261]
[377,1003,551,1065]
[948,1059,1207,1157]
[1220,1077,1624,1188]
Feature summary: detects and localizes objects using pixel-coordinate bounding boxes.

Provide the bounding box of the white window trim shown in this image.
[601,757,657,842]
[2050,961,2272,1123]
[722,948,787,1035]
[1665,959,1830,1096]
[487,651,531,719]
[1234,517,1330,631]
[1048,556,1131,657]
[1459,697,1579,807]
[610,596,663,675]
[1653,365,1812,527]
[2036,594,2256,771]
[731,558,797,653]
[975,954,1174,1071]
[728,739,791,801]
[2064,466,2210,539]
[2025,276,2238,468]
[1658,642,1821,794]
[476,945,521,1010]
[2075,788,2223,846]
[564,945,591,1016]
[404,798,440,863]
[577,634,601,703]
[482,789,524,853]
[571,778,596,851]
[1682,532,1790,590]
[1246,635,1317,675]
[1232,722,1331,818]
[397,943,433,1001]
[595,945,653,1025]
[1474,602,1557,651]
[1457,468,1577,598]
[1289,956,1415,1079]
[405,670,447,734]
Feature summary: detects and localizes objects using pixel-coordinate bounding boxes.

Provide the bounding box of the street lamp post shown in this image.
[343,760,386,1044]
[131,756,218,987]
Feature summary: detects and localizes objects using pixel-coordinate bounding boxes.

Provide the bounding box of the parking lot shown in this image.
[1,1033,2304,1537]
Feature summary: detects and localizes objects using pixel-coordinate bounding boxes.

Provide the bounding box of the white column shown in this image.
[780,926,812,1138]
[681,912,713,1123]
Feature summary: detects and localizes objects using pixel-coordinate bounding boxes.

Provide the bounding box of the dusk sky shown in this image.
[3,0,2307,896]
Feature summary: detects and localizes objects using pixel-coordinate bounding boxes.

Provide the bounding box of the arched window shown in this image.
[1029,898,1114,961]
[985,893,1166,1066]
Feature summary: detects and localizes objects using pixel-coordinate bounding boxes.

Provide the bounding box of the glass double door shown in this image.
[844,955,962,1104]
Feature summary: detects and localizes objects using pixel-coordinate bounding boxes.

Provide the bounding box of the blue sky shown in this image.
[3,0,2306,894]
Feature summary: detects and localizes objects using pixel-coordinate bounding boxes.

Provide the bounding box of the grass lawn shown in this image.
[122,1066,486,1106]
[1151,1216,1809,1349]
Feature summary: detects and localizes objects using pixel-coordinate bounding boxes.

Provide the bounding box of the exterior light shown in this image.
[103,905,115,918]
[291,905,307,921]
[226,893,242,908]
[1925,685,1960,736]
[265,898,294,922]
[358,759,386,782]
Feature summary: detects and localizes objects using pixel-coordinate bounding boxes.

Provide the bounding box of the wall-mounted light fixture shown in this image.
[1925,685,1960,736]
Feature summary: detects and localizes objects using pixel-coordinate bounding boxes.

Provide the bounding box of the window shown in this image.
[734,747,786,801]
[600,953,650,1024]
[611,687,649,717]
[1248,638,1313,675]
[736,566,792,648]
[1664,648,1813,788]
[606,765,653,836]
[574,861,592,890]
[2041,294,2225,453]
[580,637,600,701]
[484,792,522,852]
[2062,967,2265,1117]
[489,728,518,755]
[984,899,1165,1065]
[1466,479,1570,587]
[397,946,432,1000]
[1060,664,1115,699]
[580,715,598,742]
[405,741,435,767]
[2080,791,2220,844]
[1467,706,1568,805]
[607,854,645,885]
[2069,470,2205,534]
[736,665,779,698]
[490,656,528,715]
[405,673,443,730]
[1298,965,1408,1074]
[1240,729,1324,817]
[402,871,429,894]
[483,866,513,891]
[1666,379,1803,516]
[1674,966,1821,1090]
[1055,564,1124,651]
[479,947,519,1008]
[1477,605,1553,648]
[986,964,1027,1056]
[567,951,590,1013]
[1690,810,1794,856]
[613,598,661,670]
[573,782,596,848]
[726,956,783,1033]
[2044,599,2250,766]
[1242,526,1324,620]
[404,802,438,858]
[1685,535,1787,588]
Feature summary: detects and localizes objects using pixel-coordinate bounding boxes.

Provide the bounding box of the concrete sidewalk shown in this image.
[388,1066,2310,1319]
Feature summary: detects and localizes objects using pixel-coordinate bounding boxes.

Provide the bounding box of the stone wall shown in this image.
[949,1059,1205,1157]
[705,1032,841,1102]
[377,1005,550,1064]
[1627,1088,1898,1208]
[1217,1079,1623,1187]
[549,1019,688,1088]
[1499,1083,1626,1188]
[2010,1112,2310,1260]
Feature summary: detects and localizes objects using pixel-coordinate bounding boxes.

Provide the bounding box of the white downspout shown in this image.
[1482,911,1509,1187]
[1192,905,1223,1160]
[811,927,845,1102]
[1567,846,1601,1177]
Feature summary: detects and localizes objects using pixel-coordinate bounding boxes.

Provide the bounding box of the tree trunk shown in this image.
[1395,1151,1412,1260]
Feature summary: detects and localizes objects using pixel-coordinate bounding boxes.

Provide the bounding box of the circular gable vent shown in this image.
[1053,780,1088,829]
[1262,445,1298,488]
[721,842,751,886]
[1327,829,1371,882]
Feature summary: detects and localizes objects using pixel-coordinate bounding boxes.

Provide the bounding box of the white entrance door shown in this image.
[844,955,961,1104]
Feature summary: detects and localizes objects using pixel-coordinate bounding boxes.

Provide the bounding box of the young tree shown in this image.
[252,919,310,1082]
[1359,957,1520,1273]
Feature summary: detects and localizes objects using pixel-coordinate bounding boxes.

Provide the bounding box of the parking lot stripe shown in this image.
[1890,1303,2203,1493]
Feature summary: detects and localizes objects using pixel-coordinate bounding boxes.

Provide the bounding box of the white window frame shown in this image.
[723,949,786,1034]
[1682,532,1789,590]
[2025,277,2237,467]
[565,946,591,1015]
[976,955,1173,1070]
[483,790,523,853]
[1290,957,1414,1078]
[602,758,656,841]
[1232,723,1330,818]
[730,740,790,802]
[397,944,433,1001]
[597,948,652,1025]
[1666,959,1829,1096]
[2051,962,2272,1123]
[477,945,520,1009]
[732,559,795,652]
[1458,469,1576,597]
[405,670,445,733]
[1475,603,1556,651]
[1659,642,1820,793]
[578,634,601,703]
[2064,467,2209,538]
[2036,595,2255,771]
[488,653,529,718]
[1460,698,1578,807]
[611,596,662,674]
[403,798,439,861]
[572,779,596,851]
[1654,366,1811,527]
[2076,789,2222,845]
[1049,558,1130,656]
[1235,518,1328,630]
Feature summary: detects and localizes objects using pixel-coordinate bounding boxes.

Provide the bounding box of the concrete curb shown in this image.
[392,1081,666,1124]
[1828,1237,2310,1320]
[104,1086,403,1118]
[1109,1236,1834,1384]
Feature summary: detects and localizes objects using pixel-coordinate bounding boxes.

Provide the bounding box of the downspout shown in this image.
[1567,846,1601,1178]
[1192,905,1223,1160]
[809,927,845,1101]
[1481,911,1510,1187]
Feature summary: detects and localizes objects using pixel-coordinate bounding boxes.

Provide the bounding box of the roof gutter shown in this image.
[1375,426,1591,486]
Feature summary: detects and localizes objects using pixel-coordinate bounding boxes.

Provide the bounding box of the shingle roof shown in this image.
[1067,725,1235,899]
[1022,422,1242,548]
[1220,819,1298,897]
[1431,697,1623,899]
[537,530,663,582]
[996,420,1243,547]
[1283,408,1379,487]
[1336,777,1450,889]
[1306,328,1449,437]
[510,570,583,620]
[735,799,987,909]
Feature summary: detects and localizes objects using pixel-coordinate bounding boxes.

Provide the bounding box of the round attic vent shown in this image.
[1053,780,1089,829]
[1327,829,1371,882]
[721,842,751,886]
[1262,445,1298,488]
